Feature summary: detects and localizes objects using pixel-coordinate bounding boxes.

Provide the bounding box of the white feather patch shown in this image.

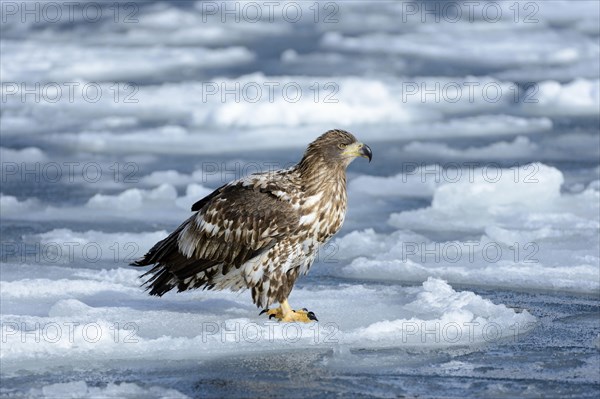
[303,193,322,207]
[299,212,317,225]
[178,223,197,258]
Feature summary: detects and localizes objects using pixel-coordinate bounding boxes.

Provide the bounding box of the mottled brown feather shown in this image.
[132,129,365,307]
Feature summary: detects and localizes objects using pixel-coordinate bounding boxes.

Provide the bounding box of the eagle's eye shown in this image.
[338,143,347,150]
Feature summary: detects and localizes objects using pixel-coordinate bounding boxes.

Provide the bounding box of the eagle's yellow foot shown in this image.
[284,308,318,322]
[260,300,318,322]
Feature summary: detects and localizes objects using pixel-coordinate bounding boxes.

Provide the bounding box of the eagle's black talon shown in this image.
[307,311,318,322]
[269,314,277,320]
[259,309,268,315]
[302,308,308,311]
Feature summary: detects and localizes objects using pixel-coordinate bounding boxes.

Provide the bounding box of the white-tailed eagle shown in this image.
[132,129,372,322]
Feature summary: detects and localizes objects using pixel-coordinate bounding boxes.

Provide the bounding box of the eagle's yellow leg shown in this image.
[260,299,318,322]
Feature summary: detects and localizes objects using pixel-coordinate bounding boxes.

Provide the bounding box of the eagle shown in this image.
[132,129,372,322]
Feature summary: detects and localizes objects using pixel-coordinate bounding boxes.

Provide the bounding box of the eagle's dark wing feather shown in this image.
[132,178,300,297]
[190,183,225,212]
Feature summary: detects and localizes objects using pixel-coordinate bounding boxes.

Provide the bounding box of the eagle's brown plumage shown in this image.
[132,129,372,310]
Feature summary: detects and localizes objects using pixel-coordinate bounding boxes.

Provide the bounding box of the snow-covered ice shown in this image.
[1,272,536,374]
[522,78,600,116]
[1,1,598,397]
[339,164,599,293]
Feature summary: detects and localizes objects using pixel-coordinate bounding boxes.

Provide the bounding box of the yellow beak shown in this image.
[342,142,372,162]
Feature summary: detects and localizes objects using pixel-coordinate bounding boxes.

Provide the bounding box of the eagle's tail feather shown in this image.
[131,221,184,268]
[130,220,218,296]
[142,265,176,296]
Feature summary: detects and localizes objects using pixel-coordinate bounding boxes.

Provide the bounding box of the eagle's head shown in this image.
[303,129,372,169]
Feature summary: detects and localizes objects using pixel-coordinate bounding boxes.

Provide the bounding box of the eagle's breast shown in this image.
[290,171,347,276]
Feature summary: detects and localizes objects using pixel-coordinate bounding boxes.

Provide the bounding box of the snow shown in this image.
[0,195,40,215]
[0,183,212,222]
[522,78,600,116]
[398,134,600,161]
[320,27,599,69]
[402,136,540,159]
[350,278,535,345]
[388,163,596,232]
[1,71,555,153]
[1,0,598,396]
[336,164,600,294]
[23,229,168,263]
[349,167,442,198]
[21,381,190,399]
[1,274,535,374]
[0,147,47,162]
[1,40,254,83]
[54,115,553,156]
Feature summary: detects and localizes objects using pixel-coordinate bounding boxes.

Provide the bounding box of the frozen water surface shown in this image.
[1,1,598,398]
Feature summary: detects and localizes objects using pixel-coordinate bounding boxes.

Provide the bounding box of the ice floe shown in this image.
[335,164,599,294]
[1,271,535,374]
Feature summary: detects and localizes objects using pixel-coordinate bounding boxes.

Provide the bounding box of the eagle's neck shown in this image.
[296,155,348,242]
[297,154,347,197]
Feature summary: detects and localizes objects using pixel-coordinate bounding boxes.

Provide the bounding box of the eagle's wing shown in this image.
[132,173,301,296]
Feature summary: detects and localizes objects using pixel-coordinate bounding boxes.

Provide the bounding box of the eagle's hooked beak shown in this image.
[360,143,373,162]
[342,142,372,163]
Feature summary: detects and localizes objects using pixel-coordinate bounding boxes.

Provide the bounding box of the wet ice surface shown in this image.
[1,1,599,398]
